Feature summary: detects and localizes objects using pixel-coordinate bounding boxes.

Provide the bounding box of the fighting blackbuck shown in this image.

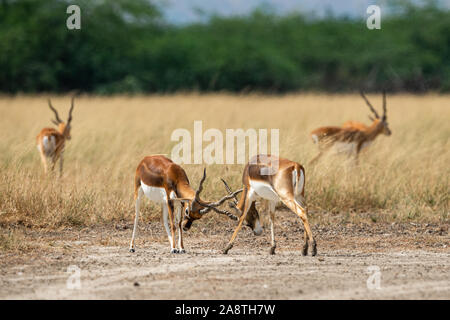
[310,91,391,164]
[36,97,75,176]
[221,154,316,256]
[129,155,241,253]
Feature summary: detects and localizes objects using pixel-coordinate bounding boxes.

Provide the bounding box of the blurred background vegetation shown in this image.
[1,0,449,94]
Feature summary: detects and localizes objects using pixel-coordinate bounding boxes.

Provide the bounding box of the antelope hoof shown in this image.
[129,248,135,253]
[311,241,317,256]
[302,243,308,256]
[179,249,186,254]
[270,246,276,255]
[170,248,179,254]
[223,244,233,255]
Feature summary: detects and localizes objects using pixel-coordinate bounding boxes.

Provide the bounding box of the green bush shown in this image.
[0,0,448,93]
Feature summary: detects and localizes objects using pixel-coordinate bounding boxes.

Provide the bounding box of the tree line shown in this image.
[1,0,449,94]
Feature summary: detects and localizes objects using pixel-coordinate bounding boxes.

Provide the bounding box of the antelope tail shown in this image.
[292,165,306,208]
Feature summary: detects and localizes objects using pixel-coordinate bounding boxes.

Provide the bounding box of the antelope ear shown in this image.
[52,120,59,125]
[368,115,375,122]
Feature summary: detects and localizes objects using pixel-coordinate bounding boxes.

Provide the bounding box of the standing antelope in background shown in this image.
[36,97,75,176]
[309,91,391,164]
[129,155,241,254]
[221,154,316,256]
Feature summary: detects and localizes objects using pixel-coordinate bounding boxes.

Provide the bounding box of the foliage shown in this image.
[0,0,449,93]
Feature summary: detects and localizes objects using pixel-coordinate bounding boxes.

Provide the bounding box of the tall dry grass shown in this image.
[0,94,448,229]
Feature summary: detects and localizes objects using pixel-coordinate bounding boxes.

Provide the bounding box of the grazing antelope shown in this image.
[221,154,316,256]
[310,91,391,164]
[36,98,75,176]
[129,155,241,254]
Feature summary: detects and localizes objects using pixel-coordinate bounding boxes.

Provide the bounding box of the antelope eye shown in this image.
[185,208,189,215]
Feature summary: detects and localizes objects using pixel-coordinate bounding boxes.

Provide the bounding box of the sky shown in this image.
[157,0,450,24]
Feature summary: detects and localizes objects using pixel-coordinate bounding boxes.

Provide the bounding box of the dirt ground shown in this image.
[1,211,449,300]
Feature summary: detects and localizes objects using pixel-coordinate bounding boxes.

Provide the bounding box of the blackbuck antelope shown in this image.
[310,91,391,164]
[129,155,241,254]
[36,98,75,176]
[221,154,316,256]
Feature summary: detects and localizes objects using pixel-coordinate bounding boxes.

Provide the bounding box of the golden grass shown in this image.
[0,93,448,229]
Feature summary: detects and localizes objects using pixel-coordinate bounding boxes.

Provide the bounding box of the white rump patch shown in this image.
[292,169,297,191]
[41,135,56,157]
[296,169,304,196]
[292,168,305,196]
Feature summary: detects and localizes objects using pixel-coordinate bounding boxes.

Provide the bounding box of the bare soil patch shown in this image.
[1,211,449,299]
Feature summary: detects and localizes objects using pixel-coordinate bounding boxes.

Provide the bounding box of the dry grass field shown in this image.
[1,94,448,231]
[0,94,449,299]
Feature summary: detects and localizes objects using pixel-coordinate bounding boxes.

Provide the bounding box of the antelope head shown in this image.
[221,178,263,236]
[48,97,75,140]
[360,90,391,136]
[176,169,242,231]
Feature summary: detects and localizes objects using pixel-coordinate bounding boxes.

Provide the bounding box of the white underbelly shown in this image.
[249,180,279,201]
[141,183,175,203]
[333,142,356,154]
[361,141,372,150]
